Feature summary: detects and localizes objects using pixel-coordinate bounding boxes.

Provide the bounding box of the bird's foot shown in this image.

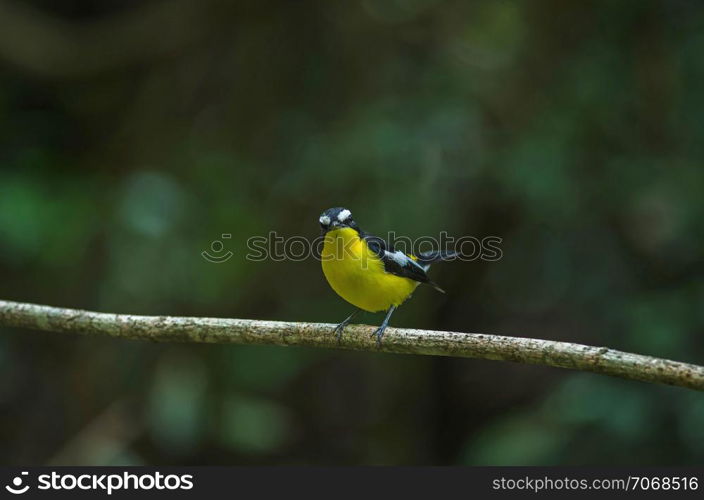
[333,310,360,343]
[333,322,348,343]
[369,306,395,348]
[370,324,388,347]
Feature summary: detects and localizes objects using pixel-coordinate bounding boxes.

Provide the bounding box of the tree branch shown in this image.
[1,299,702,391]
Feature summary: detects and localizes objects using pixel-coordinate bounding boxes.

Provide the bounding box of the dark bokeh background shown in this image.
[1,0,703,465]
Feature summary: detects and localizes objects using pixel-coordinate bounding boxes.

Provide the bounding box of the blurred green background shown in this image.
[1,0,703,465]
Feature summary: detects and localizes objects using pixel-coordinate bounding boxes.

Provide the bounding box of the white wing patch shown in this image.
[337,209,352,222]
[386,250,409,266]
[386,250,429,271]
[319,215,331,225]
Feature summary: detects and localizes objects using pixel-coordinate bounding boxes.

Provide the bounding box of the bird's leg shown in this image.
[334,309,361,342]
[372,306,396,347]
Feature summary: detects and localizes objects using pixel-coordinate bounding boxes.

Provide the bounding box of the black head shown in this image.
[319,207,358,233]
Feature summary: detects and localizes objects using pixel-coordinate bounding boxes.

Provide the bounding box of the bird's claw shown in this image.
[371,326,387,347]
[334,323,347,343]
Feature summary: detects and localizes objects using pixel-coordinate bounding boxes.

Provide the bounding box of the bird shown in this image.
[319,207,456,346]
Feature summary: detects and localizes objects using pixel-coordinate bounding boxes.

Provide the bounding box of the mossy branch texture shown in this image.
[1,299,703,391]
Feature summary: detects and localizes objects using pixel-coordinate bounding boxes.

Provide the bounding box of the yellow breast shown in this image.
[321,227,419,312]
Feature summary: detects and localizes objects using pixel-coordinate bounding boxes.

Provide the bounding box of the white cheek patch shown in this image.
[337,209,352,222]
[319,215,331,225]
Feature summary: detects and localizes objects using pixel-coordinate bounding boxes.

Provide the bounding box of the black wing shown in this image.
[362,231,442,290]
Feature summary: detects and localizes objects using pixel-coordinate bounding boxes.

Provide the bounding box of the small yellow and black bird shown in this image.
[319,207,456,345]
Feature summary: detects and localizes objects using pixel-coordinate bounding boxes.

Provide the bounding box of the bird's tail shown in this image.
[416,249,458,265]
[416,250,457,294]
[427,280,446,294]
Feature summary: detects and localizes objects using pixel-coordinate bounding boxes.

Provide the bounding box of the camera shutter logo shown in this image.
[202,234,234,263]
[5,471,29,495]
